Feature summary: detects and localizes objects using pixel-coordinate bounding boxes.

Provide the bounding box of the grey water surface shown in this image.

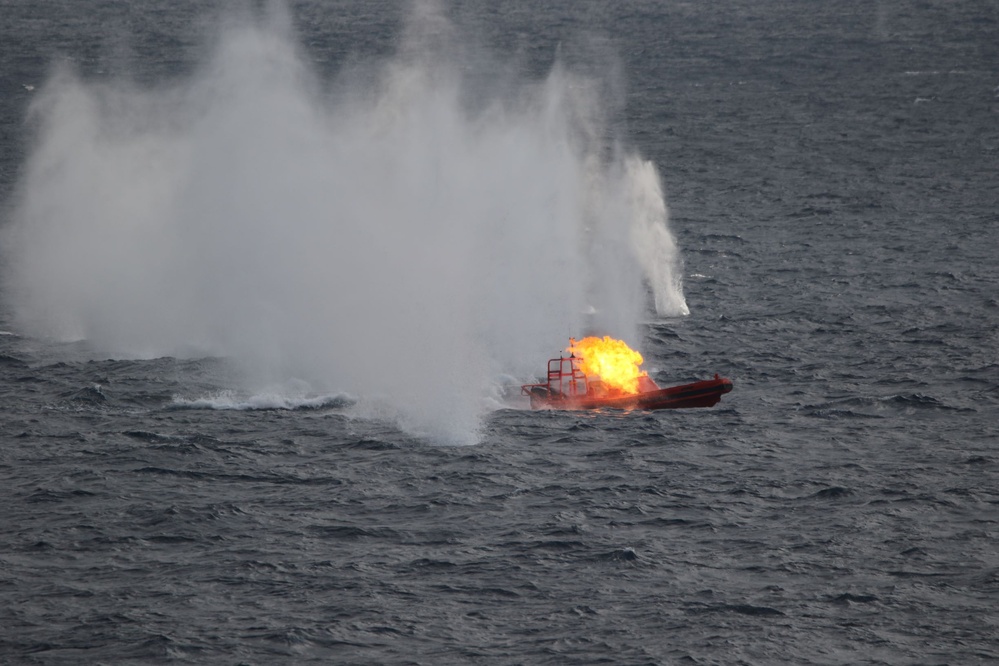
[2,1,998,664]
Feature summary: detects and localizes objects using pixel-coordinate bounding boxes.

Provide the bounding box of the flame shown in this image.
[567,336,648,394]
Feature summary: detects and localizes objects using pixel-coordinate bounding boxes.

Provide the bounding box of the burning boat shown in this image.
[521,336,733,410]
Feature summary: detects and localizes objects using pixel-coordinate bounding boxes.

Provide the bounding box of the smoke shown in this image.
[1,2,687,444]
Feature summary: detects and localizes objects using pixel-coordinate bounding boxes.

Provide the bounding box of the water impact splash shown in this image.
[1,2,687,444]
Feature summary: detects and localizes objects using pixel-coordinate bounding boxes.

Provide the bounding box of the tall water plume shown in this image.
[1,2,687,443]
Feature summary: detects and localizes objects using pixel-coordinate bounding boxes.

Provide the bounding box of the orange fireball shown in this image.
[567,336,649,394]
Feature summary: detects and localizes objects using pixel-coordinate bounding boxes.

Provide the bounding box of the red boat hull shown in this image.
[526,376,733,411]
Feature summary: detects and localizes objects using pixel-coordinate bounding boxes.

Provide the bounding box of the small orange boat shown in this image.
[521,353,733,410]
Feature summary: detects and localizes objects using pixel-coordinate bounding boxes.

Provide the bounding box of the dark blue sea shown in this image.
[2,1,998,663]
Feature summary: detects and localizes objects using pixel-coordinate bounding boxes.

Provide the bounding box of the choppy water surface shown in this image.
[2,1,997,664]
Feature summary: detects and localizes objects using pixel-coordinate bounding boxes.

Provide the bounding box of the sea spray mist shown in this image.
[1,1,686,444]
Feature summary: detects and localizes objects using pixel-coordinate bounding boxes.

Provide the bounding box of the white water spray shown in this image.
[1,3,687,443]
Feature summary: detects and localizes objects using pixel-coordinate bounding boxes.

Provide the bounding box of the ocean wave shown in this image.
[168,391,354,411]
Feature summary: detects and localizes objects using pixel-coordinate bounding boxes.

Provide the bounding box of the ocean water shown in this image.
[2,1,998,664]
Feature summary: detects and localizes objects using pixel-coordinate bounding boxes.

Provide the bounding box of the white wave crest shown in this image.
[170,390,352,411]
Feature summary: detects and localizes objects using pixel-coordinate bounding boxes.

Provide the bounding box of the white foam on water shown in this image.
[170,390,351,411]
